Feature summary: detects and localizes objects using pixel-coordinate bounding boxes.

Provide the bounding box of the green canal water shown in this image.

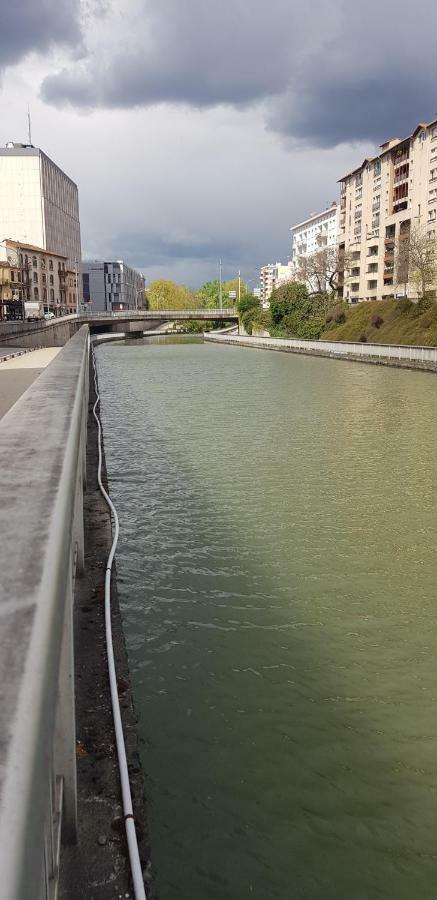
[97,337,437,900]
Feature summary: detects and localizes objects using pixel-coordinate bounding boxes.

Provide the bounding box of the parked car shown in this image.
[44,311,56,320]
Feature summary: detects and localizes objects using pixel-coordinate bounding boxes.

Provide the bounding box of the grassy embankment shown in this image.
[321,298,437,345]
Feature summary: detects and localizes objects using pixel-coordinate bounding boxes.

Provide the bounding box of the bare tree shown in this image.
[296,244,351,296]
[395,224,437,300]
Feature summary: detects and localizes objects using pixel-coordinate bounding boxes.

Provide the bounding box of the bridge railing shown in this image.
[0,326,89,898]
[78,308,238,318]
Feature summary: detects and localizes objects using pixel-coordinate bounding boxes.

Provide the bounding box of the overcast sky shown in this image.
[1,0,436,287]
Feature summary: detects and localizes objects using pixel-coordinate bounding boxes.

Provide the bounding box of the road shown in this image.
[0,348,62,418]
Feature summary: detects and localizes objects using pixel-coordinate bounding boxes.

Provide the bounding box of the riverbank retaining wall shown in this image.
[204,332,437,373]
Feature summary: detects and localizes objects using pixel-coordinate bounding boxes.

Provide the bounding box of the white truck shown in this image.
[24,301,43,322]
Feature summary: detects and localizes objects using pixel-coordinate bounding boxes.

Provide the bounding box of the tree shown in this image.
[270,281,309,324]
[197,280,220,308]
[237,291,258,317]
[296,245,351,296]
[197,278,247,309]
[268,281,332,339]
[147,279,197,310]
[395,225,437,301]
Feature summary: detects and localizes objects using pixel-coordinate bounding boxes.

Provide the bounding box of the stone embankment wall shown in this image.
[0,318,80,348]
[204,332,437,373]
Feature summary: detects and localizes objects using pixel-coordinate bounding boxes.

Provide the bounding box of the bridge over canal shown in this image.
[0,308,239,349]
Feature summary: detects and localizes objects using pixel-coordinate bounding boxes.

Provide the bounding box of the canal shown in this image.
[97,337,437,900]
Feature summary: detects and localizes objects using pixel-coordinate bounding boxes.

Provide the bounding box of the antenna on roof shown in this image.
[27,105,32,145]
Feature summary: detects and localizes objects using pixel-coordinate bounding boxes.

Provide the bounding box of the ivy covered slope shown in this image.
[321,297,437,346]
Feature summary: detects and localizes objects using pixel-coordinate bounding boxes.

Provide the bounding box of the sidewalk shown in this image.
[0,347,62,419]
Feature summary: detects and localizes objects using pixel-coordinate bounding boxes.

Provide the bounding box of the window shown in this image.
[50,288,54,302]
[49,259,53,270]
[374,159,381,176]
[42,274,47,284]
[429,188,437,202]
[34,287,39,299]
[50,274,54,285]
[419,129,427,142]
[431,169,437,181]
[367,280,377,289]
[33,272,38,283]
[428,209,437,222]
[32,256,37,268]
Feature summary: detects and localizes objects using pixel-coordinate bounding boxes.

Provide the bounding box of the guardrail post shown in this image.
[55,552,77,844]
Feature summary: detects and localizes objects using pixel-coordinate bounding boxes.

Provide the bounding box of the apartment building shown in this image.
[0,142,82,301]
[82,260,145,312]
[0,239,77,316]
[338,119,437,302]
[259,262,292,302]
[290,203,339,289]
[0,259,21,320]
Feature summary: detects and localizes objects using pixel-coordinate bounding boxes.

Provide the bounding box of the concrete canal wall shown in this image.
[205,331,437,373]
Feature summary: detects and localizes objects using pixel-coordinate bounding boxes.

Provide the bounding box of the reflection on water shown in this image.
[97,338,437,900]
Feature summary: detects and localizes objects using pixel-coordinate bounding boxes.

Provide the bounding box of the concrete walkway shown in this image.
[0,347,62,419]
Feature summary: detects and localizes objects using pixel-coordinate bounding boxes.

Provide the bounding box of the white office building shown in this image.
[82,260,145,312]
[0,143,82,286]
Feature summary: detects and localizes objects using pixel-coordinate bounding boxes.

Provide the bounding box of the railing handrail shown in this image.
[206,332,437,359]
[0,326,89,897]
[78,308,238,318]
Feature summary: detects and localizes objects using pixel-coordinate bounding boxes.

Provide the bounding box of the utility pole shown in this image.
[238,270,241,305]
[219,258,223,310]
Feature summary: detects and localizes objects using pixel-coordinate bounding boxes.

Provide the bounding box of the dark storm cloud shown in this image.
[1,0,81,72]
[41,0,297,108]
[40,0,437,147]
[100,231,244,271]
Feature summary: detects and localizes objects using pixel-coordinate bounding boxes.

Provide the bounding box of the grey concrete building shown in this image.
[0,142,82,300]
[82,260,145,312]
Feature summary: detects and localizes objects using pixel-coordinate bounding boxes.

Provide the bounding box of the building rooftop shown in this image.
[0,143,78,188]
[290,202,338,232]
[338,118,437,182]
[4,239,67,259]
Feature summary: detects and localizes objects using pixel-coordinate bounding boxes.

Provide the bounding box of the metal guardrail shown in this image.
[205,332,437,365]
[0,326,89,898]
[78,308,238,319]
